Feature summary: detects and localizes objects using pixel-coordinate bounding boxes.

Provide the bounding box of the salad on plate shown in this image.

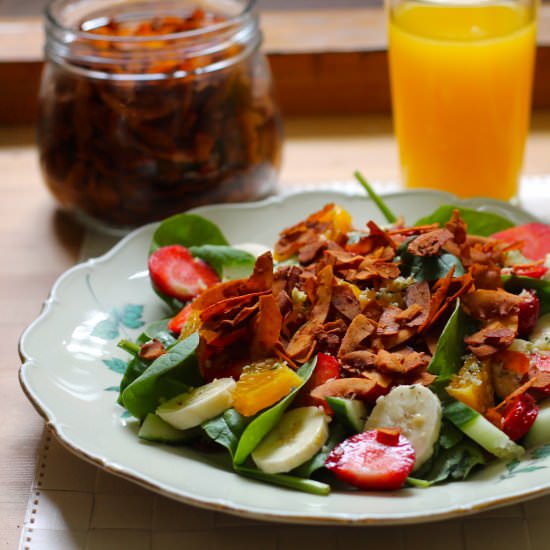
[115,180,550,496]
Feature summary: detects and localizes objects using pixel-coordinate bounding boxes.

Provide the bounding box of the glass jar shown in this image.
[38,0,283,233]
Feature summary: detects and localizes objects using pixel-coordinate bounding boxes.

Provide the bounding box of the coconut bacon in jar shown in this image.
[38,0,282,233]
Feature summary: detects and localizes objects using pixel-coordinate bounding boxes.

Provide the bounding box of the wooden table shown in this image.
[2,113,550,548]
[4,5,550,124]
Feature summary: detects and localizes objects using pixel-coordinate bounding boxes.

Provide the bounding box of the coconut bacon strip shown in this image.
[407,228,453,257]
[285,264,334,362]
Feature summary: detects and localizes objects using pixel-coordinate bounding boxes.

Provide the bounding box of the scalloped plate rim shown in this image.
[18,188,548,526]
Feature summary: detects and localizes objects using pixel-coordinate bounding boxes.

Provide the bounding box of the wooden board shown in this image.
[2,7,550,122]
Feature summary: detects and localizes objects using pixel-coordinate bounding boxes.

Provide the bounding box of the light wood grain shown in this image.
[3,6,550,62]
[3,6,550,123]
[281,112,550,183]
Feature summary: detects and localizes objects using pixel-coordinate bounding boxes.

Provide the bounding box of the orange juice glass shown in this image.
[388,0,537,200]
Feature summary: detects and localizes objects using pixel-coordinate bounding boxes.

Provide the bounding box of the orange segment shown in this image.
[329,205,353,237]
[179,309,201,340]
[446,355,494,413]
[318,204,352,240]
[233,359,302,417]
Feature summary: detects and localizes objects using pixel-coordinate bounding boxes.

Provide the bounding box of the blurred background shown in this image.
[1,0,382,15]
[1,0,550,187]
[1,0,549,126]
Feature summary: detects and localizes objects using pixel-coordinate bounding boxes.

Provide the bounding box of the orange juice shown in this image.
[389,1,536,200]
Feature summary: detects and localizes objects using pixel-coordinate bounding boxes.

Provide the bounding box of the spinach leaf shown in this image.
[202,408,250,458]
[443,400,480,426]
[117,355,149,405]
[354,170,397,224]
[116,337,149,405]
[189,244,256,279]
[400,248,465,282]
[438,419,464,450]
[292,423,346,478]
[408,417,484,487]
[202,403,332,495]
[428,300,474,397]
[150,213,229,253]
[121,332,201,419]
[116,320,178,405]
[148,215,250,309]
[408,441,485,486]
[503,275,550,315]
[142,318,178,348]
[415,205,514,236]
[234,465,330,496]
[233,358,317,465]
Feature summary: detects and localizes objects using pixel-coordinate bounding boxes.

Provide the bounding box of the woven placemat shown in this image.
[19,178,550,550]
[21,429,550,550]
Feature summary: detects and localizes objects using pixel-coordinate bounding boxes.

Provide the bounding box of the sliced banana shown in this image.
[365,384,442,470]
[530,312,550,351]
[156,377,236,430]
[252,406,330,474]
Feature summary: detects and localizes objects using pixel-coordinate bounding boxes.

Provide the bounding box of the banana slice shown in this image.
[156,377,236,430]
[365,384,442,470]
[530,312,550,351]
[252,406,330,474]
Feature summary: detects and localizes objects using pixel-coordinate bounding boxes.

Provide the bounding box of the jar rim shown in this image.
[45,0,257,44]
[43,0,262,80]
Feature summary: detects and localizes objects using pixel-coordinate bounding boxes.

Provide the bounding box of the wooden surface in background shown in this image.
[2,7,550,123]
[0,0,382,17]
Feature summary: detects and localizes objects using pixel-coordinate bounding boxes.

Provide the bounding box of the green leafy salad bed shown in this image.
[114,176,550,495]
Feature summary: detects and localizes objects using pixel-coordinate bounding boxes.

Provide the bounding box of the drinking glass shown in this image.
[388,0,537,201]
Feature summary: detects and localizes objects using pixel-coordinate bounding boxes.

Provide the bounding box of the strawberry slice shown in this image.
[527,352,550,398]
[511,264,548,279]
[313,353,342,381]
[168,303,193,335]
[500,393,539,441]
[325,429,416,490]
[532,351,550,372]
[148,244,220,302]
[295,353,341,411]
[517,289,541,338]
[492,223,550,261]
